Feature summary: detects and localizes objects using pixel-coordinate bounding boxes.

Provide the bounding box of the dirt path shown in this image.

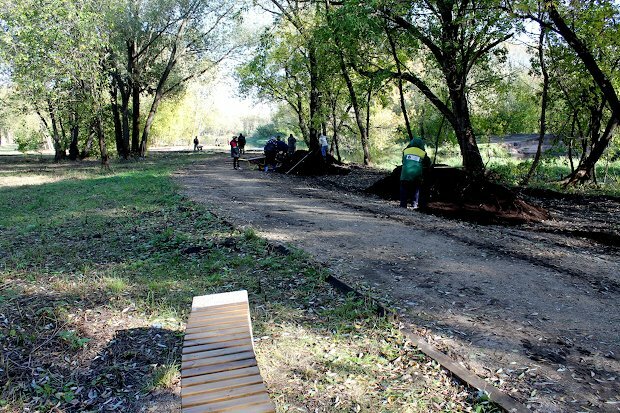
[175,154,620,413]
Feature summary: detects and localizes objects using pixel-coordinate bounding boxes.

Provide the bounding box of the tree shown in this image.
[337,0,514,175]
[107,0,244,158]
[0,0,111,163]
[505,0,620,184]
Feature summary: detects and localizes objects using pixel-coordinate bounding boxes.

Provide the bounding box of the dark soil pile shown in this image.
[366,166,550,224]
[279,150,349,176]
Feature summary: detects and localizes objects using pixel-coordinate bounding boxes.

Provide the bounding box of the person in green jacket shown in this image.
[400,137,430,209]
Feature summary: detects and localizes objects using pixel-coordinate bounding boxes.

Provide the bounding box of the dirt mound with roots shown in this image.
[366,166,550,224]
[279,150,349,176]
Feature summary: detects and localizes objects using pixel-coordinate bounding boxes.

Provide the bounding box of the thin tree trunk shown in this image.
[308,43,320,152]
[46,100,65,161]
[296,94,310,145]
[448,84,484,175]
[128,40,141,155]
[387,29,414,142]
[522,26,549,186]
[110,78,124,157]
[433,115,446,165]
[80,126,95,159]
[139,42,178,156]
[95,116,109,168]
[568,112,576,173]
[68,110,80,161]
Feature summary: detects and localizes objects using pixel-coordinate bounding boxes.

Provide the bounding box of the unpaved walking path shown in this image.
[175,154,620,413]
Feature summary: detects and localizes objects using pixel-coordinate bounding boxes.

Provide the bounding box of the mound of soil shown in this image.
[279,150,349,176]
[366,166,550,224]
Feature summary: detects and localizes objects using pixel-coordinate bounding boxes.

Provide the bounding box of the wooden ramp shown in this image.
[182,291,275,413]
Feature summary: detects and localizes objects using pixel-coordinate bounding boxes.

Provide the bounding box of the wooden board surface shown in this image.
[182,291,275,413]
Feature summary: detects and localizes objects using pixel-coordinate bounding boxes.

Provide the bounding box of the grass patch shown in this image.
[1,153,488,412]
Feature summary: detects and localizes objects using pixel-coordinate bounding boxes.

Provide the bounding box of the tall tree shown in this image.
[338,0,514,175]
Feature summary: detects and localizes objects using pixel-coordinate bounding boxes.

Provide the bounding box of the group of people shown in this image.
[263,134,296,172]
[224,129,429,210]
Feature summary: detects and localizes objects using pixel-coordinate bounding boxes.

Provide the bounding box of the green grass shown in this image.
[0,153,490,412]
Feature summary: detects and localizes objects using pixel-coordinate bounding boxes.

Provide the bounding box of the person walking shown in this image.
[238,133,246,154]
[400,137,430,209]
[319,134,328,159]
[193,136,199,151]
[230,135,241,170]
[287,134,297,156]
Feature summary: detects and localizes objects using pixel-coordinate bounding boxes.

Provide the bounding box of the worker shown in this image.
[287,134,297,156]
[319,134,328,158]
[275,135,288,155]
[400,137,430,209]
[238,133,246,154]
[230,135,241,170]
[264,136,278,172]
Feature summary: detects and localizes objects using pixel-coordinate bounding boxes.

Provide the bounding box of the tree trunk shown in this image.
[95,116,109,168]
[522,26,549,186]
[121,87,131,158]
[128,40,141,155]
[362,85,372,165]
[68,112,80,161]
[308,44,320,152]
[449,88,484,174]
[110,78,125,157]
[564,115,619,184]
[338,50,370,165]
[296,93,310,144]
[46,100,65,161]
[139,42,179,157]
[387,30,414,142]
[80,126,95,159]
[433,115,446,165]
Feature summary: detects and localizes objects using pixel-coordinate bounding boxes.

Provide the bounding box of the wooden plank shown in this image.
[182,366,260,388]
[185,319,248,334]
[191,304,248,317]
[181,374,265,397]
[182,382,267,408]
[403,330,528,413]
[185,326,249,341]
[182,392,272,413]
[183,338,253,356]
[191,291,249,310]
[182,351,256,371]
[183,332,252,349]
[187,313,248,327]
[187,314,249,328]
[182,345,254,362]
[224,403,275,413]
[187,311,248,323]
[182,357,258,379]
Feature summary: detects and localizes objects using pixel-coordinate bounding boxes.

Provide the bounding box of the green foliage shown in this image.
[14,129,43,152]
[58,330,91,350]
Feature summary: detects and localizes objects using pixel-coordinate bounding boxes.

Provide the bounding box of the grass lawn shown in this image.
[0,153,496,412]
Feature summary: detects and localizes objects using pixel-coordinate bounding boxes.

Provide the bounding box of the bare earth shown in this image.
[175,153,620,413]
